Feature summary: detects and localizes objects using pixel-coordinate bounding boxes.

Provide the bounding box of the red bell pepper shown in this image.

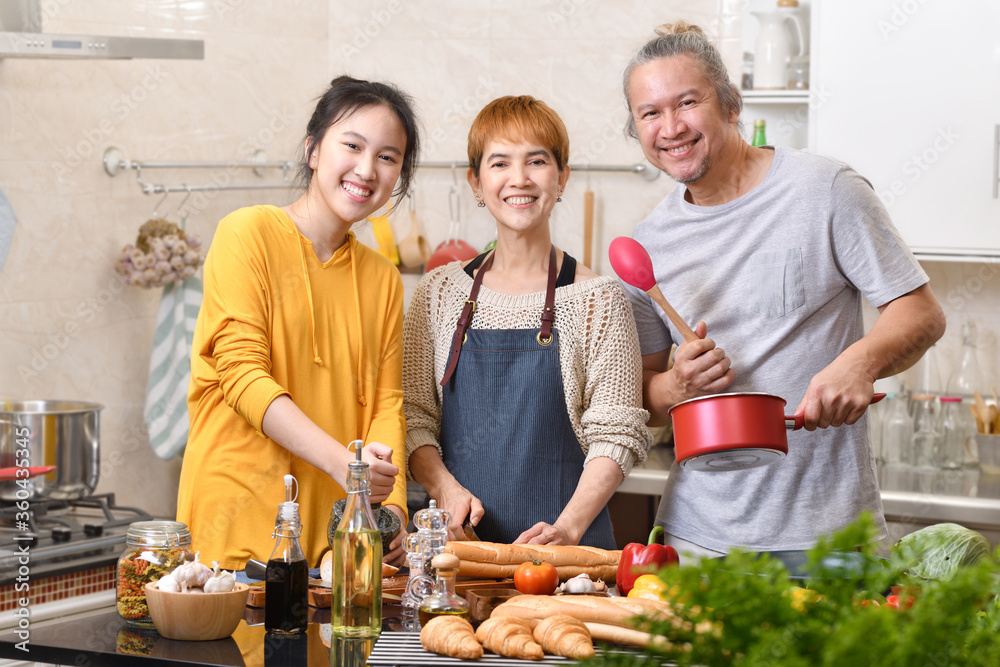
[616,526,679,595]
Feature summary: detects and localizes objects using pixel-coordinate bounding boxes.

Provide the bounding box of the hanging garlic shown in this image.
[203,560,237,594]
[155,572,180,593]
[172,551,213,592]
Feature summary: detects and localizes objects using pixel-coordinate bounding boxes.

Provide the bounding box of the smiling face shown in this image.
[627,54,740,185]
[469,138,569,236]
[306,104,407,227]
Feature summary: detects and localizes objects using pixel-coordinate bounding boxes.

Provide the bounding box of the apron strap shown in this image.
[440,246,560,385]
[538,245,557,346]
[440,251,495,386]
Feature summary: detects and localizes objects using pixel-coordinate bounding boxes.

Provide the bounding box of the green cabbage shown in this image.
[895,523,991,581]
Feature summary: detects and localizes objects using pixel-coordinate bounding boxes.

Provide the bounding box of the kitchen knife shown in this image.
[463,520,480,541]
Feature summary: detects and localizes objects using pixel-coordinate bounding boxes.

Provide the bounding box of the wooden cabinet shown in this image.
[811,0,1000,256]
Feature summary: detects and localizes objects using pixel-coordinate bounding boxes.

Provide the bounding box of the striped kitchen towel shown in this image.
[144,276,203,460]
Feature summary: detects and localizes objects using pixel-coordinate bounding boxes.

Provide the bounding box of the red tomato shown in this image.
[513,559,559,595]
[884,594,915,610]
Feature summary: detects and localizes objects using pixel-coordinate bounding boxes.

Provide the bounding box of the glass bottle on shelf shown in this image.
[937,396,966,470]
[913,343,943,397]
[752,119,767,147]
[911,395,941,469]
[946,321,985,467]
[881,392,914,466]
[741,51,754,90]
[418,553,470,626]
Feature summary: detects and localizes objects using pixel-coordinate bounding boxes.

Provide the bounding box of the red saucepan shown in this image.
[609,237,885,472]
[669,393,885,471]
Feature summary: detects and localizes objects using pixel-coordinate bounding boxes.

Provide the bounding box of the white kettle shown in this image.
[751,1,806,90]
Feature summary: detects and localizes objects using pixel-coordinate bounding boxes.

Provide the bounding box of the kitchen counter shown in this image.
[0,603,385,666]
[618,446,1000,542]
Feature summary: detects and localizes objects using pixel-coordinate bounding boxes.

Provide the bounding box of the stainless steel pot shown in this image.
[0,400,102,502]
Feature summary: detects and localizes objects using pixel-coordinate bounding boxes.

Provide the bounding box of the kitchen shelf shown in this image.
[742,89,810,104]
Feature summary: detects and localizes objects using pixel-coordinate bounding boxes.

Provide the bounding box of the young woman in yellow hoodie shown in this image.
[177,76,419,571]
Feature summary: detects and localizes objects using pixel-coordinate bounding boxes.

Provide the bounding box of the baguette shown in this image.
[584,622,670,650]
[445,541,620,581]
[492,594,674,628]
[456,560,617,582]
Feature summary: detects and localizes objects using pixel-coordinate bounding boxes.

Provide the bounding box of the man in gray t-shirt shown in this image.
[620,23,946,555]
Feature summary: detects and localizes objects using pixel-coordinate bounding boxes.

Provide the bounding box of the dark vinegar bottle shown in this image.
[265,474,308,634]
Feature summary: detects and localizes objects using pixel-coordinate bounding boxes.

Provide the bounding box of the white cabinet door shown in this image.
[812,0,1000,255]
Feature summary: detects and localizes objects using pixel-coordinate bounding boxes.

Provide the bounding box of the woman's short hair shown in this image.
[467,96,570,175]
[299,75,420,205]
[622,21,743,138]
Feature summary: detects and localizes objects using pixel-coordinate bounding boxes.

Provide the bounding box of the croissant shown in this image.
[420,615,483,660]
[533,614,595,659]
[475,616,544,661]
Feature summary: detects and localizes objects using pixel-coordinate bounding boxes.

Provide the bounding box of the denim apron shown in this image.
[437,248,616,548]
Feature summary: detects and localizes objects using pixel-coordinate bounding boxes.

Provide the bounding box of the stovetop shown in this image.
[0,493,155,584]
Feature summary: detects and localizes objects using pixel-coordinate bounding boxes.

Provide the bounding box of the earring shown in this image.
[556,189,563,203]
[476,194,485,208]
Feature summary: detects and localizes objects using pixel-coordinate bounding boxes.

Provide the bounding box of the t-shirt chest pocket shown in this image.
[747,249,805,318]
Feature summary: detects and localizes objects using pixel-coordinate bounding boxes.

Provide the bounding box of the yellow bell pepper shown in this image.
[627,574,671,601]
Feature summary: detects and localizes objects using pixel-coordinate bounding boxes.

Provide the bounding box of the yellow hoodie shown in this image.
[178,205,407,570]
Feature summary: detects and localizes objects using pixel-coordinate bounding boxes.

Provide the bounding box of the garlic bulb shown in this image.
[203,560,237,594]
[561,573,597,594]
[156,573,180,593]
[172,551,213,592]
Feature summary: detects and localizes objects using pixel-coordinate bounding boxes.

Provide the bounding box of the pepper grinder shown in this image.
[400,500,451,631]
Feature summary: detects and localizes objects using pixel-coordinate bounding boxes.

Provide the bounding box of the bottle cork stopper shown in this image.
[777,0,799,7]
[431,553,460,570]
[912,393,936,401]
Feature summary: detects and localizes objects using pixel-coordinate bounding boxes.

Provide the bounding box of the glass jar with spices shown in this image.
[116,520,193,628]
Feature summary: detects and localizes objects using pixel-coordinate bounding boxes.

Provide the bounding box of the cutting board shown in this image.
[244,579,333,608]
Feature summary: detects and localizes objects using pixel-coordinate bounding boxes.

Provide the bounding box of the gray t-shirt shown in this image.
[626,147,928,552]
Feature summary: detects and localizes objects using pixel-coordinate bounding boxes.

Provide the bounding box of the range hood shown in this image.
[0,0,203,59]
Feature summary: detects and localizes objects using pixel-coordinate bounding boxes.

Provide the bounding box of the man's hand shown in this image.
[643,321,734,425]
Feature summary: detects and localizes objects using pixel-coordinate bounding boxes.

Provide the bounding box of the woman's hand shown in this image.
[514,521,576,546]
[362,443,400,504]
[437,483,485,541]
[383,504,407,567]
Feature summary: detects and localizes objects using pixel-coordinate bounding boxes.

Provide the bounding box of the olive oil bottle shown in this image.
[332,440,382,637]
[418,552,470,626]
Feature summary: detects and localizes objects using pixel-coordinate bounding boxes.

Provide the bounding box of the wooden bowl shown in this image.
[144,581,249,641]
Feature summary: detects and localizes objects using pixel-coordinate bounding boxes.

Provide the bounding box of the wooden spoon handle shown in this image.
[647,284,699,342]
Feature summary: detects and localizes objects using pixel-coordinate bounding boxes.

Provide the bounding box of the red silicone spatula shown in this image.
[609,237,698,342]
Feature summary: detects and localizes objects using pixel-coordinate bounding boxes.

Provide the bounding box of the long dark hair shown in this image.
[299,76,420,206]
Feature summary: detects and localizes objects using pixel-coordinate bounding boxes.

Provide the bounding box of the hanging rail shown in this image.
[102,147,300,195]
[417,160,660,181]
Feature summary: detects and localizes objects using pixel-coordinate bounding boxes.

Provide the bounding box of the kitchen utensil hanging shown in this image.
[583,175,595,270]
[397,193,432,268]
[368,201,400,266]
[426,173,478,271]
